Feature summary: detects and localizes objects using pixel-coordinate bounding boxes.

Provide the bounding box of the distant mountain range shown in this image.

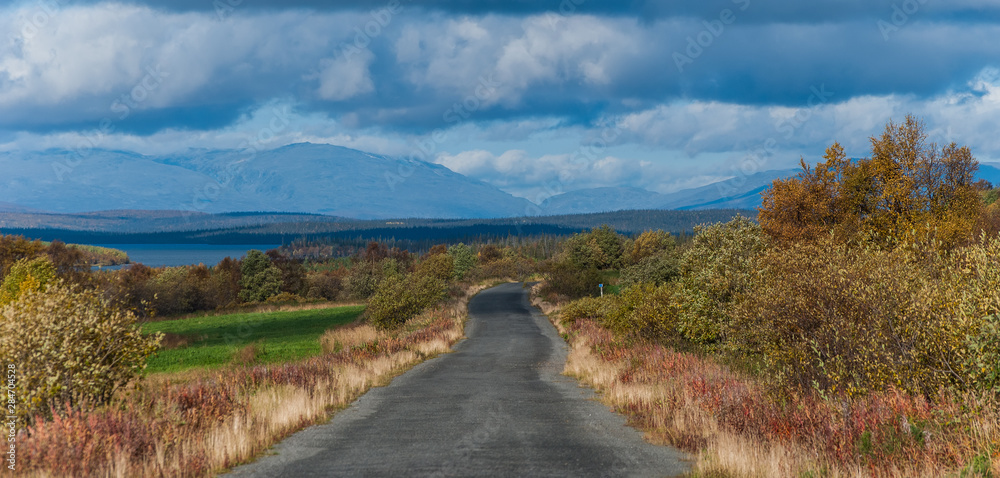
[537,169,798,215]
[0,143,534,219]
[3,143,999,219]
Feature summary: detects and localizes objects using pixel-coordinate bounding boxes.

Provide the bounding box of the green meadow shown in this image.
[142,305,365,373]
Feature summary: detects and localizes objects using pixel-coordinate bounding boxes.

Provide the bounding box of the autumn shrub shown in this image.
[618,250,679,288]
[603,283,679,339]
[304,269,344,300]
[146,266,199,316]
[0,256,56,305]
[560,294,621,325]
[735,236,1000,397]
[0,234,46,275]
[466,253,534,283]
[365,254,456,330]
[623,229,676,266]
[539,258,602,299]
[366,273,422,329]
[671,217,766,345]
[759,116,983,250]
[345,259,386,300]
[0,281,161,423]
[564,225,626,269]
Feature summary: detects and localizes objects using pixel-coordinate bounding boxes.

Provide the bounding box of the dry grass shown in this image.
[532,284,1000,478]
[320,323,380,354]
[147,300,366,323]
[18,283,489,477]
[159,332,194,350]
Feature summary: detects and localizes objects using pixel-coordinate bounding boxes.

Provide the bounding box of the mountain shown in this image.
[539,169,798,214]
[538,187,665,215]
[977,163,1000,186]
[0,144,536,219]
[5,145,997,219]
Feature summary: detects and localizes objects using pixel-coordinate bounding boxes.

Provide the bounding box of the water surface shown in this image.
[91,244,280,269]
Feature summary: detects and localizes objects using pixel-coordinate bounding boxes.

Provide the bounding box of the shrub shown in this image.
[603,283,679,339]
[619,250,680,288]
[466,253,534,283]
[345,261,380,300]
[304,270,344,300]
[0,256,56,305]
[415,253,454,282]
[265,292,305,304]
[146,266,198,316]
[564,225,625,270]
[0,282,161,423]
[560,295,620,325]
[238,250,282,303]
[734,236,1000,397]
[540,259,602,300]
[672,217,766,345]
[365,273,422,330]
[448,243,476,280]
[624,230,676,266]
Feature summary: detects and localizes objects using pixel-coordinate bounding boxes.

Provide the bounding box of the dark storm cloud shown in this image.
[67,0,1000,24]
[2,0,999,139]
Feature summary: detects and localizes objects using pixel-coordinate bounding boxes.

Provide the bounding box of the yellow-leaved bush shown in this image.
[0,281,162,423]
[732,235,1000,397]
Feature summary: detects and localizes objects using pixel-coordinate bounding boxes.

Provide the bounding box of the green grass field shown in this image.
[142,305,365,374]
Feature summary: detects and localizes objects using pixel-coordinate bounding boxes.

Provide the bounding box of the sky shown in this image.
[2,0,1000,204]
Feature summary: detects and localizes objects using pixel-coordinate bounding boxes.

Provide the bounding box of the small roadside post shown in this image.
[599,283,603,297]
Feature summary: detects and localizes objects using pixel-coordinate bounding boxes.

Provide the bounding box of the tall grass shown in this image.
[533,286,1000,477]
[18,284,488,477]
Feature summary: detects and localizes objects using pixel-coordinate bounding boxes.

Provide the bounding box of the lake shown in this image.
[90,244,281,269]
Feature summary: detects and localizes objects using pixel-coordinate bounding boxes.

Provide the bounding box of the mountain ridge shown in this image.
[4,144,999,219]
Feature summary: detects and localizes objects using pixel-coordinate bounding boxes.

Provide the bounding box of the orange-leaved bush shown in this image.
[760,115,984,250]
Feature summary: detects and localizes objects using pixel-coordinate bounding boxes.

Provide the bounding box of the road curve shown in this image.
[227,282,690,477]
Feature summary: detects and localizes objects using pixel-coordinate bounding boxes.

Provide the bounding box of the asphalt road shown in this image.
[227,282,690,477]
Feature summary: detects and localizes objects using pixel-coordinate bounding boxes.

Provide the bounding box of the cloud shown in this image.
[60,0,1000,25]
[3,0,1000,204]
[433,149,656,202]
[314,50,376,100]
[4,2,1000,136]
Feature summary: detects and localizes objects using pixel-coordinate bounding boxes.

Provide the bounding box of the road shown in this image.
[227,282,689,477]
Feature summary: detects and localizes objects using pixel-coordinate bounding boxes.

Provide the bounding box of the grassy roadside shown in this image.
[142,305,365,373]
[20,283,493,477]
[530,284,1000,478]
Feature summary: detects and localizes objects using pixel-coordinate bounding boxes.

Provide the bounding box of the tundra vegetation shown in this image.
[540,116,1000,477]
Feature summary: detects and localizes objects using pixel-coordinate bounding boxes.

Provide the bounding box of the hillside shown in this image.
[0,144,535,219]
